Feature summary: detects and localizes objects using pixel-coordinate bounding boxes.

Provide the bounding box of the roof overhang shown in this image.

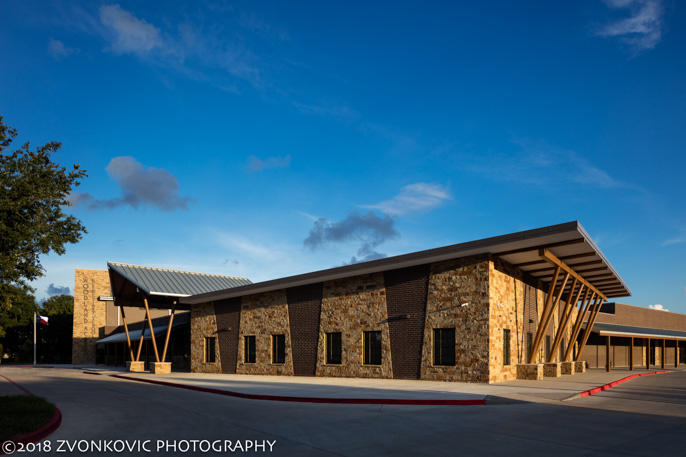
[588,322,686,340]
[182,221,631,305]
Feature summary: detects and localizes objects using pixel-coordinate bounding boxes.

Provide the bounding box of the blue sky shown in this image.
[1,1,685,313]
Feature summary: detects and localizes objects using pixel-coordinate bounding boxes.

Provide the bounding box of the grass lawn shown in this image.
[0,395,55,441]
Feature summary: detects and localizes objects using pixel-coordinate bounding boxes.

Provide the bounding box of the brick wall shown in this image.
[215,297,241,374]
[287,283,323,377]
[384,265,430,380]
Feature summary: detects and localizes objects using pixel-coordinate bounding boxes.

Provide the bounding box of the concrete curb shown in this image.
[563,370,670,401]
[111,373,489,406]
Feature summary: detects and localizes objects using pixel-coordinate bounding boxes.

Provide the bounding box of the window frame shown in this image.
[271,334,286,364]
[326,332,342,365]
[433,328,456,366]
[363,330,382,365]
[204,336,216,364]
[244,335,256,364]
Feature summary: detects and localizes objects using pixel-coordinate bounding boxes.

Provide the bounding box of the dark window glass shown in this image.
[433,328,456,366]
[326,332,342,364]
[526,332,533,361]
[272,334,286,364]
[204,337,216,363]
[244,335,256,363]
[503,329,511,366]
[363,331,382,365]
[545,335,551,361]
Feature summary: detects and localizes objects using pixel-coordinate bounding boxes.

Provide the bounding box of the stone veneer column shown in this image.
[237,290,294,376]
[190,302,221,373]
[421,256,490,383]
[72,269,111,365]
[316,273,392,379]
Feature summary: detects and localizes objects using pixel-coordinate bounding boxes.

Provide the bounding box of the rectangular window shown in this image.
[326,332,342,364]
[503,329,511,366]
[433,328,455,366]
[363,331,382,365]
[244,335,256,364]
[545,335,551,361]
[204,337,216,363]
[272,334,286,364]
[560,338,566,362]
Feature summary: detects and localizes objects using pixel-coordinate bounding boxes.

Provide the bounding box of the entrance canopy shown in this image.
[108,262,252,310]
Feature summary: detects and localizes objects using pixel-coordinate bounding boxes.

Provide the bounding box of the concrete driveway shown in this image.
[2,366,686,456]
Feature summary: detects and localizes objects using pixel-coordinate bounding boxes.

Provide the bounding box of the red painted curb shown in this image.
[579,370,669,398]
[111,374,487,406]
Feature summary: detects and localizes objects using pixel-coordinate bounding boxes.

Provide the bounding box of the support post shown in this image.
[143,297,160,363]
[606,335,611,372]
[661,339,665,369]
[575,294,603,361]
[120,306,135,361]
[677,340,680,368]
[548,280,582,362]
[646,338,650,370]
[630,337,634,370]
[135,313,146,362]
[564,290,594,362]
[161,301,177,363]
[529,268,567,363]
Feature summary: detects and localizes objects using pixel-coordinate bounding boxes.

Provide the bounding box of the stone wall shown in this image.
[190,302,221,373]
[237,290,294,376]
[72,269,111,365]
[420,256,490,383]
[316,273,393,379]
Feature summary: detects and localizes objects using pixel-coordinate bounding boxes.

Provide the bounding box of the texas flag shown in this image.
[36,315,49,326]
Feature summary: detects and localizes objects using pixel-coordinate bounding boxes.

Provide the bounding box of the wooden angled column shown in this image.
[120,306,135,361]
[564,290,594,362]
[143,296,160,363]
[161,301,177,364]
[528,266,564,363]
[575,294,604,362]
[548,279,583,363]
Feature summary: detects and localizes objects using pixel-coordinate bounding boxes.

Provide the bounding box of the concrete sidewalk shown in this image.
[71,365,686,405]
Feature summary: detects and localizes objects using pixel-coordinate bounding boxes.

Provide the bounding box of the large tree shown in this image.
[0,116,87,356]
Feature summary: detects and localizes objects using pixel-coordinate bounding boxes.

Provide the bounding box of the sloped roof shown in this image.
[182,221,630,305]
[108,262,251,297]
[589,322,686,340]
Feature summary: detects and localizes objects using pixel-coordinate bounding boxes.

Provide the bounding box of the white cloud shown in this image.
[361,183,451,216]
[649,304,669,311]
[47,38,79,60]
[597,0,664,51]
[99,4,165,56]
[247,155,291,171]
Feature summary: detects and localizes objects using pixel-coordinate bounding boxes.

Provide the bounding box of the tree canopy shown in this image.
[0,116,87,358]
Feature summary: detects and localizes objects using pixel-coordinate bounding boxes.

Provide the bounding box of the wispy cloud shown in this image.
[466,139,626,189]
[596,0,664,52]
[247,155,291,171]
[649,304,669,311]
[47,38,79,60]
[662,228,686,246]
[361,183,451,216]
[99,4,165,56]
[69,156,194,211]
[47,284,71,296]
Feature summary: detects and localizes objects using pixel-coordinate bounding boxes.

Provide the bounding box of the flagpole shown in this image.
[33,312,37,365]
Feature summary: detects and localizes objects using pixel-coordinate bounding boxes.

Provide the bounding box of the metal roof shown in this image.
[108,262,252,297]
[182,221,630,305]
[589,322,686,340]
